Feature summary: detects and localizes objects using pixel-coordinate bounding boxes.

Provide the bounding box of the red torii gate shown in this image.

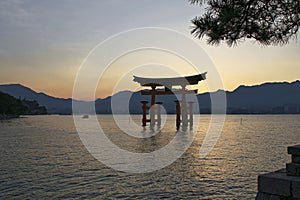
[133,72,207,130]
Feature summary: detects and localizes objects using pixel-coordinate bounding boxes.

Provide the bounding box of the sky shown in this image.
[0,0,299,100]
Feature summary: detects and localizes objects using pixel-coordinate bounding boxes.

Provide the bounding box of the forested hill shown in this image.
[0,91,47,119]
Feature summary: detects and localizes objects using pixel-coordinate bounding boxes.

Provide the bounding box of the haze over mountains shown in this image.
[0,81,300,114]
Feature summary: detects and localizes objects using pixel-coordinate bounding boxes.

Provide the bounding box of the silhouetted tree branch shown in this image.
[189,0,300,46]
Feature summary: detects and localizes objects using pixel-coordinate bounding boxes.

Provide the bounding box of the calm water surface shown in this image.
[0,115,300,199]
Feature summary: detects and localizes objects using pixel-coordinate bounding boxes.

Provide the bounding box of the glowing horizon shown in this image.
[0,1,299,100]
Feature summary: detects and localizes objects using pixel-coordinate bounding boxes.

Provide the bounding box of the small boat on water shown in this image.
[82,115,89,119]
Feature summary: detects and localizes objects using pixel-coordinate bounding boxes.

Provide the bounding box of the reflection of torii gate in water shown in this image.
[133,72,207,130]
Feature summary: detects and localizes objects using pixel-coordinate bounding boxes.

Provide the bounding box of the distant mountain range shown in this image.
[0,81,300,114]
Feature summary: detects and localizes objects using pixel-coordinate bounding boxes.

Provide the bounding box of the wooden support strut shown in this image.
[141,101,148,127]
[149,85,156,128]
[175,100,181,131]
[140,100,163,127]
[188,101,194,128]
[181,86,188,129]
[141,89,198,95]
[156,102,162,127]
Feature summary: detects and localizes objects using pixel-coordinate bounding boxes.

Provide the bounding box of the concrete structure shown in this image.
[256,145,300,200]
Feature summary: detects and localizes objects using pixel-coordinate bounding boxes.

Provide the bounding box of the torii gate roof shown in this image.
[133,72,207,87]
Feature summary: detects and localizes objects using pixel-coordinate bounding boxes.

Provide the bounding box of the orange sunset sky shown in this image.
[0,1,299,100]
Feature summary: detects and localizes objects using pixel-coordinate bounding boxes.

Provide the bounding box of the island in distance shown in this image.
[0,80,300,115]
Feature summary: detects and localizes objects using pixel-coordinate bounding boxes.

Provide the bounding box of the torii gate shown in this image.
[133,72,207,130]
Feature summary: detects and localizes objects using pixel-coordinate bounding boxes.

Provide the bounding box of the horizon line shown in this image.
[0,79,299,102]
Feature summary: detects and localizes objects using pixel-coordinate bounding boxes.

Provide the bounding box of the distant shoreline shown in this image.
[29,113,300,116]
[0,114,20,120]
[1,113,299,120]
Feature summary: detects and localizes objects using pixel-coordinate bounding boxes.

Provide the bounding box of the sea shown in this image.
[0,115,300,199]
